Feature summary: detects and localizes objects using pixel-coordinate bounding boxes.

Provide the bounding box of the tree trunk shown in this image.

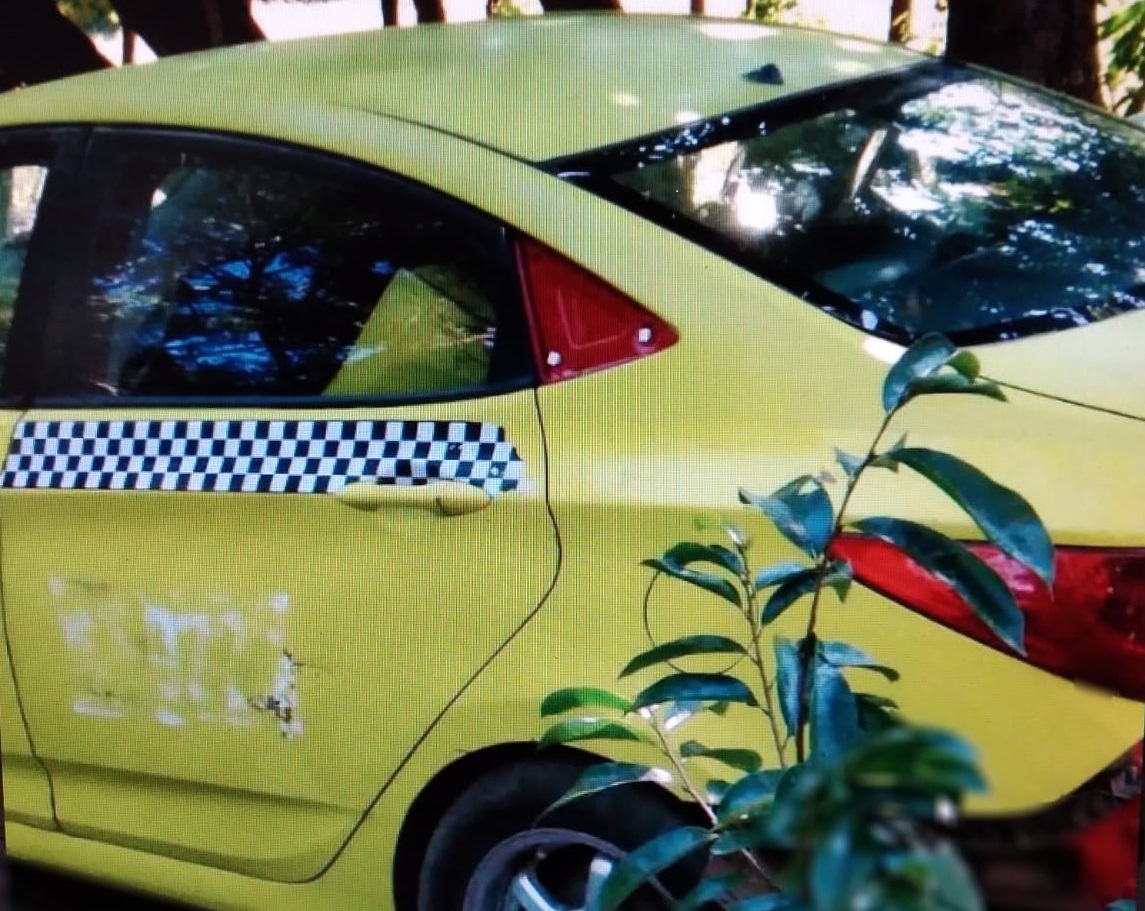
[0,0,112,88]
[410,0,447,21]
[945,0,1102,104]
[691,0,706,14]
[538,0,623,10]
[109,0,265,56]
[888,0,912,43]
[381,0,401,26]
[123,29,137,64]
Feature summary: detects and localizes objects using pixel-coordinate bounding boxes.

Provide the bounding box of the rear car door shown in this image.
[0,129,558,880]
[0,128,81,834]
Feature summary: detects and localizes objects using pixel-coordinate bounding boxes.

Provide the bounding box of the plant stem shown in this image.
[648,712,720,827]
[740,546,789,769]
[751,610,789,769]
[648,709,780,891]
[794,409,898,763]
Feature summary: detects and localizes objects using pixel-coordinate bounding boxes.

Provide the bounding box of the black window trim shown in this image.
[544,57,1140,349]
[30,124,538,410]
[0,125,91,408]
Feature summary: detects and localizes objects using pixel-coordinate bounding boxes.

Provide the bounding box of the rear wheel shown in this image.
[415,757,701,911]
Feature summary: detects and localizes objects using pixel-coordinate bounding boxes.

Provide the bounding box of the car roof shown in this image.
[0,14,921,162]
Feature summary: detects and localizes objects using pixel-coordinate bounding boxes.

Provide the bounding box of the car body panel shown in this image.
[0,395,557,880]
[530,279,1145,812]
[0,410,57,834]
[0,17,920,163]
[974,307,1145,422]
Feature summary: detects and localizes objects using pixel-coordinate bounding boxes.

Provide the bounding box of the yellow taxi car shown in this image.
[0,12,1141,911]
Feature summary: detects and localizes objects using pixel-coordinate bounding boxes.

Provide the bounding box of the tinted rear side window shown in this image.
[561,62,1145,345]
[44,139,522,403]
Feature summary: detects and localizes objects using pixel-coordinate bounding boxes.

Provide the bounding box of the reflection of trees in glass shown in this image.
[89,154,498,398]
[611,70,1145,340]
[0,165,47,373]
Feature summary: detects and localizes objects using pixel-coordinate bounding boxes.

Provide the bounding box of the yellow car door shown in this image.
[0,129,558,880]
[0,130,80,835]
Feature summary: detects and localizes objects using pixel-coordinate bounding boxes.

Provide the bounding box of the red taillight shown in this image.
[962,743,1141,910]
[515,238,679,384]
[1068,789,1141,907]
[831,536,1145,700]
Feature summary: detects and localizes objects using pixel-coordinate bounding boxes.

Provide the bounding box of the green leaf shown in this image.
[818,641,900,681]
[752,764,824,849]
[753,560,810,590]
[632,673,758,711]
[810,661,861,761]
[675,873,744,911]
[662,541,745,577]
[774,637,803,735]
[824,560,854,601]
[727,894,799,911]
[855,693,902,733]
[882,335,1006,412]
[761,561,852,624]
[899,373,1007,408]
[928,842,985,911]
[539,718,653,748]
[1102,3,1144,37]
[620,636,747,678]
[591,826,715,911]
[679,740,762,774]
[810,818,859,911]
[882,333,957,413]
[844,727,987,794]
[716,768,785,822]
[711,543,747,575]
[711,814,778,854]
[543,762,671,815]
[760,567,820,623]
[887,447,1054,585]
[946,349,981,379]
[739,475,835,558]
[706,778,732,804]
[643,557,742,609]
[662,700,705,730]
[850,517,1026,655]
[660,698,732,730]
[837,447,900,478]
[541,687,632,717]
[834,447,866,479]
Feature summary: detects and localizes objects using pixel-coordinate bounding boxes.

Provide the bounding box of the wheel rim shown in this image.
[462,827,676,911]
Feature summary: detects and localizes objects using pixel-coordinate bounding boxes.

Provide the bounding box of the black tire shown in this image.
[416,755,705,911]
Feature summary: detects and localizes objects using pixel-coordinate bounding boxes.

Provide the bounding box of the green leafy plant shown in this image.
[58,0,120,34]
[539,333,1056,911]
[742,0,797,24]
[1102,0,1145,116]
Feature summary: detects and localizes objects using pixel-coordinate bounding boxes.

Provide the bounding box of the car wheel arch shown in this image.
[391,740,700,911]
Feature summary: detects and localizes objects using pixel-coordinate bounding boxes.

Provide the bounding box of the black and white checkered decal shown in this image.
[0,419,526,495]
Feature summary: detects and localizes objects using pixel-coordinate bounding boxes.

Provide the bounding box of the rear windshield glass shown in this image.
[555,61,1145,345]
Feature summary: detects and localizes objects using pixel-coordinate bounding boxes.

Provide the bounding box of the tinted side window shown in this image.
[0,163,48,374]
[59,145,510,400]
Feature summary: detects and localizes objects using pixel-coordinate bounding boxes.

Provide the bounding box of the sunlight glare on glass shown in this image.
[733,181,779,232]
[863,337,906,365]
[832,37,881,53]
[695,22,776,40]
[832,60,873,76]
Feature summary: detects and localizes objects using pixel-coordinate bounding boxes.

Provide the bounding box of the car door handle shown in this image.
[332,480,492,517]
